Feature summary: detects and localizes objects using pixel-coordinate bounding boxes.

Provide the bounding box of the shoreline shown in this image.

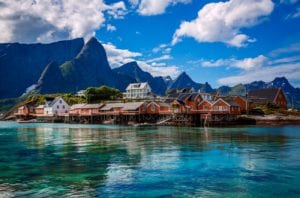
[2,114,300,127]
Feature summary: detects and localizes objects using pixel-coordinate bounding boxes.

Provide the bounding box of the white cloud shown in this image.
[138,0,191,16]
[0,0,126,43]
[103,42,180,77]
[217,54,300,86]
[218,62,300,85]
[137,61,180,77]
[146,54,173,63]
[152,43,172,54]
[201,55,268,70]
[172,0,274,47]
[270,42,300,56]
[103,43,142,68]
[107,24,117,32]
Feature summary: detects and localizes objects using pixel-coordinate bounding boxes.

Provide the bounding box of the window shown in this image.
[63,105,65,109]
[59,100,62,104]
[204,105,209,110]
[57,105,59,109]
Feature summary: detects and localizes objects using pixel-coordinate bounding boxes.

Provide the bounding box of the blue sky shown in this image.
[1,0,300,87]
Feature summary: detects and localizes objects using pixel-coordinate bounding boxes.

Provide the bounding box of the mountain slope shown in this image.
[36,37,135,93]
[0,38,84,98]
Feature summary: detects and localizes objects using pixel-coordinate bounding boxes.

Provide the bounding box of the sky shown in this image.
[0,0,300,88]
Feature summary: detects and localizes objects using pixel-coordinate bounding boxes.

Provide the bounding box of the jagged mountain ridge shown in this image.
[0,38,84,98]
[0,37,299,108]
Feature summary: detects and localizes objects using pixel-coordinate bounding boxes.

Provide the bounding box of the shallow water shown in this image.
[0,121,300,197]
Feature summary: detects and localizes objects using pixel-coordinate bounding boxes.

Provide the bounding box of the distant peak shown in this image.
[273,76,288,82]
[86,36,98,44]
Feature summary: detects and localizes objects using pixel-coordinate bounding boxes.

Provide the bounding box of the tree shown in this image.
[85,86,122,103]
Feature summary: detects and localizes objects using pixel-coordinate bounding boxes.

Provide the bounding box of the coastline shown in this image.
[2,114,300,127]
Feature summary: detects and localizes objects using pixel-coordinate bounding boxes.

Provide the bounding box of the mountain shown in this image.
[216,77,300,108]
[0,38,84,98]
[113,61,167,95]
[170,72,200,90]
[36,37,134,93]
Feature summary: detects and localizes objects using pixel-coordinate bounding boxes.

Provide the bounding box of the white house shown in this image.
[44,97,70,115]
[124,82,152,99]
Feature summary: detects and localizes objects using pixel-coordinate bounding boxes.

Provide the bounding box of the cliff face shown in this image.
[0,38,84,98]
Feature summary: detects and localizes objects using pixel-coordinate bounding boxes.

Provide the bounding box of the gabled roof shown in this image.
[198,100,213,106]
[45,96,66,107]
[122,102,145,111]
[126,82,150,90]
[248,88,281,103]
[213,98,239,107]
[100,103,125,111]
[70,103,103,110]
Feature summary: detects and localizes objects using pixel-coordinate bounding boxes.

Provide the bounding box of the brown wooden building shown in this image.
[248,88,287,109]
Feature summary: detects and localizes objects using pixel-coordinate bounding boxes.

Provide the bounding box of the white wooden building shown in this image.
[44,97,70,115]
[124,82,152,99]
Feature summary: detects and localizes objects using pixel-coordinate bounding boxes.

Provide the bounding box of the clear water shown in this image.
[0,121,300,197]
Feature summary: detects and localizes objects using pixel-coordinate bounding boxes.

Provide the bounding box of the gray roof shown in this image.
[100,103,125,111]
[101,102,145,111]
[122,102,145,111]
[45,97,66,107]
[248,88,281,103]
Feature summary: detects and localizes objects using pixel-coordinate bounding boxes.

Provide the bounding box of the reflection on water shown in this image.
[0,122,300,197]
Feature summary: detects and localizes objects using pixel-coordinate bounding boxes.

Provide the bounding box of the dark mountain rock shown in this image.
[170,72,200,90]
[0,38,84,98]
[35,61,66,94]
[36,37,135,94]
[113,61,167,95]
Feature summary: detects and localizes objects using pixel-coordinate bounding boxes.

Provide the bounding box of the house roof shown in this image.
[222,98,240,107]
[157,102,171,107]
[248,88,281,103]
[122,102,145,111]
[35,105,44,108]
[126,82,150,90]
[70,103,103,110]
[100,102,145,111]
[100,103,125,111]
[45,97,66,107]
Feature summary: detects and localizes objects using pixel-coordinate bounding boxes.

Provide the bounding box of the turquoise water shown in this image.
[0,122,300,197]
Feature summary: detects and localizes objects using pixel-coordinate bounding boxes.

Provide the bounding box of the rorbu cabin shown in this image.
[146,102,171,114]
[34,105,44,115]
[69,104,104,116]
[248,88,287,109]
[212,98,241,115]
[15,104,35,116]
[100,103,125,114]
[121,102,146,114]
[198,100,213,113]
[147,102,160,114]
[221,96,248,114]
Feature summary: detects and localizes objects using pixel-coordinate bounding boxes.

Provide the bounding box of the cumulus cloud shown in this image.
[100,38,179,77]
[103,42,180,77]
[201,55,268,70]
[146,54,173,63]
[0,0,126,43]
[152,43,172,54]
[138,0,191,16]
[172,0,274,47]
[103,43,142,68]
[216,53,300,86]
[107,24,117,32]
[218,62,300,85]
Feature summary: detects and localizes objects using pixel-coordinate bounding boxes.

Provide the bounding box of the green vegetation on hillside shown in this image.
[85,86,122,103]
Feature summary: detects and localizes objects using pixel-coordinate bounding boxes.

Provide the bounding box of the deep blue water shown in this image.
[0,121,300,197]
